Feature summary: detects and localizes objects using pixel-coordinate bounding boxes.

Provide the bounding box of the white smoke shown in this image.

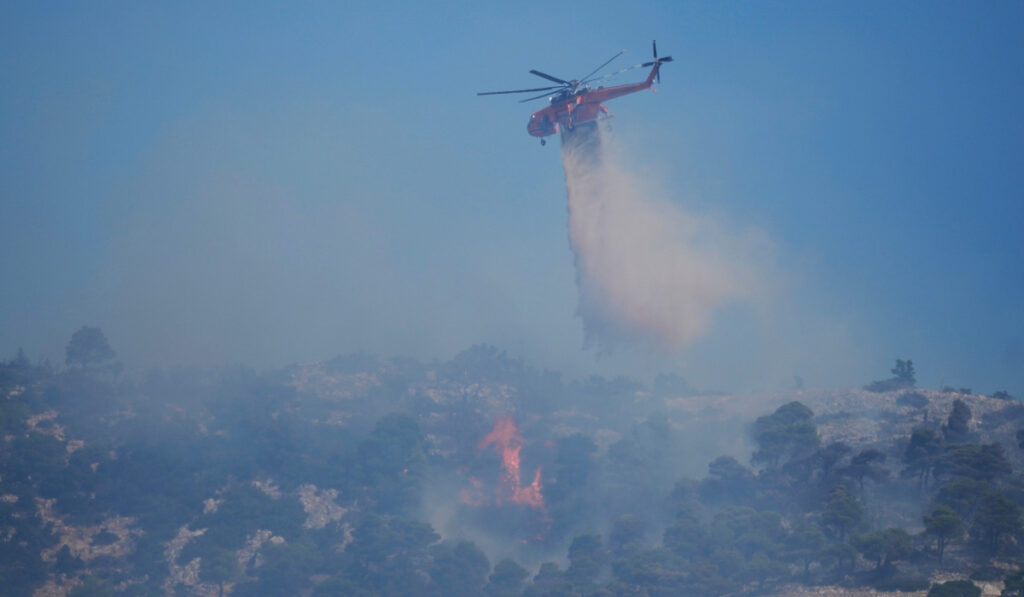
[562,124,765,352]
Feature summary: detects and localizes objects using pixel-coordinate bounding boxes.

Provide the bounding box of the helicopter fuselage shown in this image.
[526,65,661,138]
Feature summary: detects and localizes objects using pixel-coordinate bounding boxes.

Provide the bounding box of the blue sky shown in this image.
[2,2,1022,395]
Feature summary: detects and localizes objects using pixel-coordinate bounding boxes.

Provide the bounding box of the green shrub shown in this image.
[969,565,1004,581]
[927,579,981,597]
[897,392,929,409]
[872,575,930,592]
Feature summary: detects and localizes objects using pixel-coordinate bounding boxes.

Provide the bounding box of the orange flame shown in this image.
[478,415,544,509]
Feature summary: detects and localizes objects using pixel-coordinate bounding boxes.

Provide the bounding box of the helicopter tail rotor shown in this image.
[641,39,673,83]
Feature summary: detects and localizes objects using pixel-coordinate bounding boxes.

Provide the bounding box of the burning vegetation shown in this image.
[476,415,544,510]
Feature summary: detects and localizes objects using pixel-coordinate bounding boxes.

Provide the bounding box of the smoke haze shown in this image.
[3,4,1022,397]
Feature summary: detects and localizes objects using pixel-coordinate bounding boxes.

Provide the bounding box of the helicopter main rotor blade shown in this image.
[477,85,563,96]
[582,61,646,85]
[519,90,560,103]
[529,70,570,85]
[579,50,625,83]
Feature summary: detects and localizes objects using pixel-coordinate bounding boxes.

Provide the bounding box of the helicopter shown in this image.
[477,40,672,145]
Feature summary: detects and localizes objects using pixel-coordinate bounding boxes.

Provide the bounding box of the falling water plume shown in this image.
[560,122,752,352]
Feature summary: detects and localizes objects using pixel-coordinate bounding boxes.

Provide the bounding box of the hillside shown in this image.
[3,345,1024,596]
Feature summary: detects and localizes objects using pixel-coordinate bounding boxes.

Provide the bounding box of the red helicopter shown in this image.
[478,41,672,145]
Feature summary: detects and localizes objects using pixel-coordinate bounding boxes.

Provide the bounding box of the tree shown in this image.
[711,507,786,561]
[249,541,317,595]
[943,399,972,442]
[343,514,439,595]
[855,528,913,571]
[548,433,597,504]
[1003,568,1024,597]
[892,359,916,386]
[972,492,1022,553]
[751,402,820,469]
[743,553,790,590]
[526,562,569,597]
[609,515,648,557]
[663,511,708,560]
[865,359,916,392]
[485,559,529,597]
[199,548,238,597]
[698,456,757,506]
[667,479,700,518]
[813,442,852,484]
[923,505,964,564]
[11,347,30,369]
[841,449,888,491]
[902,428,944,488]
[785,519,826,578]
[65,326,115,367]
[610,546,689,593]
[357,414,427,514]
[429,540,490,597]
[822,485,864,541]
[935,443,1012,483]
[821,542,858,573]
[566,533,607,593]
[936,478,991,520]
[55,545,84,576]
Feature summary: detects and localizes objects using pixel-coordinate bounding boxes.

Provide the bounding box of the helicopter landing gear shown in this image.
[540,138,546,146]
